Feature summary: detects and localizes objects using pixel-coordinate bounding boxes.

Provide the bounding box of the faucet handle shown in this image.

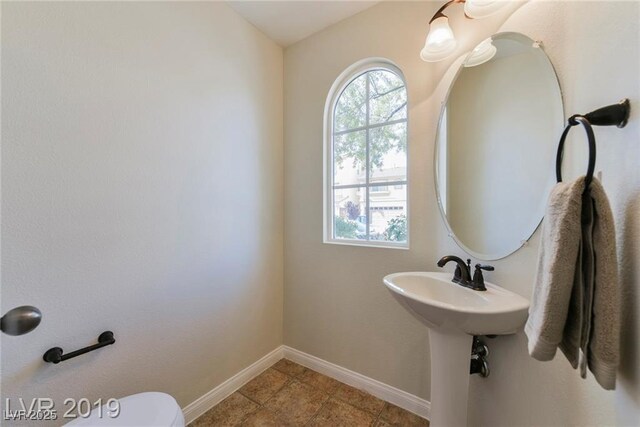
[472,264,493,291]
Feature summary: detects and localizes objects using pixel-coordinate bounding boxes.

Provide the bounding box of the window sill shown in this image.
[323,238,409,250]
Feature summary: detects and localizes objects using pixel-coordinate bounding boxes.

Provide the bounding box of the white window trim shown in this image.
[323,58,409,250]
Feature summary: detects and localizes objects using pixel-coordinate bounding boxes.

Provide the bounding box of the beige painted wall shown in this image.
[1,1,283,422]
[283,1,640,426]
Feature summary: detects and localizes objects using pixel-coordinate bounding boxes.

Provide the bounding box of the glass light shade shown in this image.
[464,0,508,19]
[420,16,457,62]
[464,38,497,67]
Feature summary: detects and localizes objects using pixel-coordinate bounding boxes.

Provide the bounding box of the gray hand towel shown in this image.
[525,176,620,390]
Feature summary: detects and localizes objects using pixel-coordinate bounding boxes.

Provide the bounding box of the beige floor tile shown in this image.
[308,398,375,427]
[373,419,392,427]
[240,407,292,427]
[271,358,306,377]
[297,368,341,393]
[239,368,290,404]
[378,403,429,426]
[333,383,385,415]
[191,360,430,427]
[191,392,259,427]
[263,380,328,424]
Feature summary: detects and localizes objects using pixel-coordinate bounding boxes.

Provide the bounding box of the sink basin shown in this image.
[383,271,529,335]
[383,271,529,427]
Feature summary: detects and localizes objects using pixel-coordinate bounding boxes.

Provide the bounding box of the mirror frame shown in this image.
[433,32,564,260]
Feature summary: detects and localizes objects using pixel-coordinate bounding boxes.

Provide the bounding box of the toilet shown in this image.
[65,392,184,426]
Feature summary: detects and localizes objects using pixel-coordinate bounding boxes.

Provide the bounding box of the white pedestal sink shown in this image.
[383,272,529,427]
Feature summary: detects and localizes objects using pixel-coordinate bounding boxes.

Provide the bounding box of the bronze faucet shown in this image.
[437,255,493,291]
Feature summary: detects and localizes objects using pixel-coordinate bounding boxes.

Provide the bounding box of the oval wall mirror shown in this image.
[435,32,564,260]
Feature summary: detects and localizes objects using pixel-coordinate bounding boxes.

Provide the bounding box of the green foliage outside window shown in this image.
[383,215,407,242]
[335,216,359,239]
[334,70,407,172]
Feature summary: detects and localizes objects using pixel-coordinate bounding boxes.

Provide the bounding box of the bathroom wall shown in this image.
[1,1,283,422]
[283,1,640,425]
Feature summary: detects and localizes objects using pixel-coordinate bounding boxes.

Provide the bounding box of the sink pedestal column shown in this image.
[428,329,473,427]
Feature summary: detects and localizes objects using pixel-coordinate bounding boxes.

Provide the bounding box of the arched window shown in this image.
[324,60,408,248]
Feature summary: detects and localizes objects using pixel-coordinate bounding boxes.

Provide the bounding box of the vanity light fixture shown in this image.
[464,37,497,67]
[463,0,509,19]
[420,0,508,63]
[420,14,458,62]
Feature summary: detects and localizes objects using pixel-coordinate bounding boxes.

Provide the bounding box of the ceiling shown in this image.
[227,1,381,47]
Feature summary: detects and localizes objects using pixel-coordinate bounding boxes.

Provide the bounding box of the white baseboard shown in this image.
[283,346,430,420]
[182,346,284,424]
[182,345,430,424]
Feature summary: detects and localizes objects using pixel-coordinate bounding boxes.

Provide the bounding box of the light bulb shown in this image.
[464,0,508,19]
[464,37,497,67]
[420,15,457,62]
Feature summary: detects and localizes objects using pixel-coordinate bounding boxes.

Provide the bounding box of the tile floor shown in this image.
[190,358,429,427]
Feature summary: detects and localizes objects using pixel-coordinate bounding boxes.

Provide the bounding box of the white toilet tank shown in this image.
[65,392,184,427]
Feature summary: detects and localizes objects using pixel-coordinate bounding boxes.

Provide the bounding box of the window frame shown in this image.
[323,59,409,249]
